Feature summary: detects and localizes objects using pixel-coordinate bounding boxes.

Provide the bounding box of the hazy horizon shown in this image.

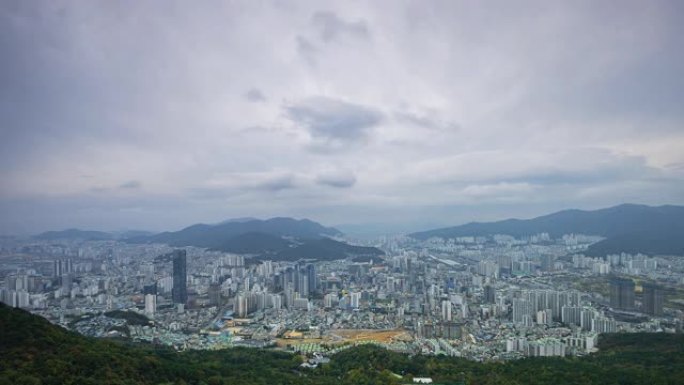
[10,201,680,237]
[2,1,684,234]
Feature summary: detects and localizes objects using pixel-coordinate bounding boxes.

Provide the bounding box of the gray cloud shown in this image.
[311,11,369,42]
[285,96,382,143]
[119,180,142,189]
[296,36,318,64]
[245,88,266,103]
[256,174,297,192]
[395,111,460,131]
[316,170,357,188]
[1,1,683,233]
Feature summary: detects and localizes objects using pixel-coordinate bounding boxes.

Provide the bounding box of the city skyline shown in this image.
[2,1,684,234]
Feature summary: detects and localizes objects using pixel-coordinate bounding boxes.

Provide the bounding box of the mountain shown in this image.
[34,229,155,242]
[273,237,384,262]
[409,204,684,256]
[32,218,380,262]
[215,233,385,262]
[34,229,114,241]
[129,217,342,249]
[219,231,293,254]
[114,230,156,239]
[128,217,382,262]
[2,303,684,385]
[217,217,259,224]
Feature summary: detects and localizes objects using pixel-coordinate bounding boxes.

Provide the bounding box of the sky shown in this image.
[1,0,684,234]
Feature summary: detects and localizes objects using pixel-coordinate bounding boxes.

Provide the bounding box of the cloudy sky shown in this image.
[1,0,683,234]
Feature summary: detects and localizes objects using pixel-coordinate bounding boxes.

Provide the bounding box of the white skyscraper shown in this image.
[441,300,452,321]
[144,294,156,316]
[350,292,361,309]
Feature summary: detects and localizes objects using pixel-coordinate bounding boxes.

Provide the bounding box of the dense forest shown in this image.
[1,303,683,385]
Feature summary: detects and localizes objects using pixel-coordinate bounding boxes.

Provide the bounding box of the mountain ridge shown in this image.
[32,217,383,262]
[409,204,684,256]
[34,228,115,241]
[129,217,342,250]
[128,217,343,249]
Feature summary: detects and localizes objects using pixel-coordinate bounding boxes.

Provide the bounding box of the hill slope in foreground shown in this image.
[2,304,684,385]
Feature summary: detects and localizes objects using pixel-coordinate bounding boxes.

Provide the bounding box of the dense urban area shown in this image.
[2,227,682,365]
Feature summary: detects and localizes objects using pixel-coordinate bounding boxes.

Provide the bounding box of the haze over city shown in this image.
[2,0,684,234]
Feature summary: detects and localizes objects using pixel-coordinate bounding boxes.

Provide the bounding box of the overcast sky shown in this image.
[1,0,683,234]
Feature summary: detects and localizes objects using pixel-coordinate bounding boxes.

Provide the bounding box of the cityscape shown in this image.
[1,207,682,363]
[2,1,684,384]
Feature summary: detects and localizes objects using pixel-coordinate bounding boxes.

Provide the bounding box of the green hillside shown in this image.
[1,303,683,385]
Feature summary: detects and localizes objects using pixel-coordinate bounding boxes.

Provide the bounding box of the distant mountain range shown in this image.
[34,229,155,241]
[409,204,684,256]
[35,229,114,241]
[36,217,384,262]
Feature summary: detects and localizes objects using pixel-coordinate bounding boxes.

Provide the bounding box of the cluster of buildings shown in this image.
[0,232,682,359]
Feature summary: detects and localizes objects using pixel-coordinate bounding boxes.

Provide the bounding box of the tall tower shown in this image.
[484,285,496,304]
[172,250,187,304]
[144,294,156,316]
[208,283,221,307]
[441,300,452,321]
[306,264,317,295]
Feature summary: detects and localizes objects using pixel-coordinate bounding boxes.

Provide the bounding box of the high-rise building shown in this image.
[235,292,257,317]
[306,264,317,294]
[144,294,156,316]
[484,285,496,304]
[208,283,221,307]
[296,271,309,297]
[536,309,552,325]
[592,316,617,333]
[323,293,337,308]
[642,283,664,316]
[580,309,596,331]
[53,260,62,277]
[513,298,532,325]
[610,277,635,311]
[541,255,555,272]
[526,338,566,357]
[270,294,282,310]
[143,282,157,296]
[172,250,187,304]
[350,292,361,309]
[561,305,582,326]
[53,259,73,277]
[441,300,452,321]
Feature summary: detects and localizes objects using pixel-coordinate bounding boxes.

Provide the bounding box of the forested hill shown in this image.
[410,204,684,256]
[130,217,342,248]
[2,303,684,385]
